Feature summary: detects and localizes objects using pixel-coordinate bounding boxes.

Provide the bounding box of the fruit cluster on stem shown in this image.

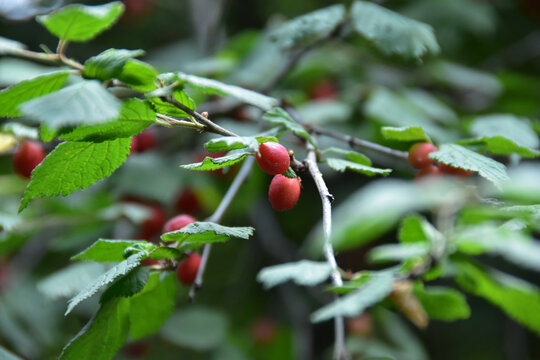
[255,142,301,211]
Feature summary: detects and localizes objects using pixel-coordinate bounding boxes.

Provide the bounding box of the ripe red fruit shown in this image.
[408,142,437,169]
[175,188,202,215]
[140,205,167,241]
[131,130,155,153]
[415,165,441,180]
[141,258,160,266]
[439,163,473,177]
[122,0,156,22]
[250,317,278,345]
[122,341,150,357]
[256,142,290,175]
[176,253,202,285]
[12,141,45,178]
[310,80,338,100]
[268,174,301,211]
[163,214,196,233]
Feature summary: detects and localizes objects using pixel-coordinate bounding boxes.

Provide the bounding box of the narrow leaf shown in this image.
[176,72,278,110]
[205,136,260,153]
[83,48,145,81]
[161,221,254,244]
[381,126,431,142]
[413,283,470,321]
[100,267,149,303]
[257,260,332,289]
[368,243,429,264]
[326,158,391,176]
[322,147,371,165]
[181,150,251,171]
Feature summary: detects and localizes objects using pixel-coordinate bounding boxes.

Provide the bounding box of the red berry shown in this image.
[346,313,373,337]
[176,253,202,285]
[122,0,156,22]
[439,163,473,177]
[415,165,441,180]
[132,130,155,153]
[129,136,138,155]
[256,142,290,175]
[175,188,201,215]
[163,214,196,233]
[310,80,338,100]
[12,141,46,178]
[268,175,301,211]
[140,205,167,241]
[141,258,160,266]
[250,317,278,345]
[122,341,150,357]
[408,142,437,169]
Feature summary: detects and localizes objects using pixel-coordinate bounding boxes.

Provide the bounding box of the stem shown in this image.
[188,156,256,302]
[13,48,84,71]
[168,97,237,137]
[305,147,349,360]
[156,113,205,129]
[311,125,409,160]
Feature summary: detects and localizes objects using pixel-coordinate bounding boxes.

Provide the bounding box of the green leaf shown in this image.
[181,150,251,171]
[100,267,149,303]
[454,224,540,273]
[326,158,391,176]
[0,36,25,55]
[129,272,178,340]
[322,147,371,165]
[397,215,445,257]
[311,270,395,322]
[37,2,124,42]
[20,80,121,129]
[147,88,196,118]
[427,61,502,97]
[429,144,510,189]
[350,1,439,59]
[2,122,39,140]
[161,307,228,351]
[401,89,458,125]
[257,260,332,289]
[71,239,151,262]
[161,221,254,244]
[59,298,130,360]
[205,136,260,153]
[413,283,470,321]
[117,59,157,92]
[368,243,429,264]
[20,138,131,211]
[270,5,346,49]
[65,253,144,315]
[454,260,540,335]
[37,262,110,300]
[262,107,314,145]
[465,114,540,158]
[83,48,145,81]
[0,71,69,118]
[0,345,23,360]
[175,72,278,110]
[381,126,431,142]
[60,99,155,142]
[364,88,453,143]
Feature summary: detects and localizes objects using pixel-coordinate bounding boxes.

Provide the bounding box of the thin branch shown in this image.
[188,156,256,302]
[168,97,238,137]
[13,48,84,71]
[310,125,409,160]
[305,147,349,360]
[156,113,205,129]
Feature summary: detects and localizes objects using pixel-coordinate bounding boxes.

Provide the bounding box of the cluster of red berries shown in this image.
[408,142,472,180]
[130,129,155,154]
[256,142,301,211]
